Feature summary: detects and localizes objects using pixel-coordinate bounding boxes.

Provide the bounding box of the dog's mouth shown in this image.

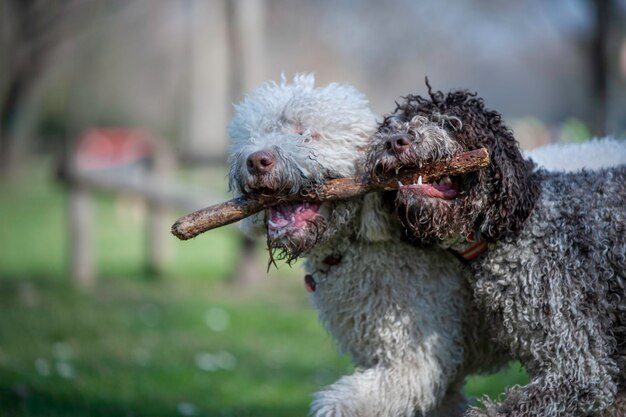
[265,200,330,265]
[398,175,459,200]
[267,201,322,235]
[372,145,461,201]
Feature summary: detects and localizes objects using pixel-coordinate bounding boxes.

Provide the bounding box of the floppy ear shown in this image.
[357,193,400,242]
[438,92,540,242]
[479,133,540,241]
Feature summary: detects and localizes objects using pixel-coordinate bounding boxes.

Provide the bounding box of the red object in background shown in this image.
[75,128,155,171]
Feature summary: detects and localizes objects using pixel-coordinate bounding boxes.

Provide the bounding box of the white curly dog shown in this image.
[226,73,626,417]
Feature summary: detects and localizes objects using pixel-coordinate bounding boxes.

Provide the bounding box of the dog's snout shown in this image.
[246,150,276,175]
[386,134,413,154]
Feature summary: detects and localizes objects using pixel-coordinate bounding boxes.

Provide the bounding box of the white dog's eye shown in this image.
[292,125,319,143]
[294,126,311,142]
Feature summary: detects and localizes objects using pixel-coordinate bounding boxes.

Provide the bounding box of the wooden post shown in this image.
[68,182,95,288]
[235,236,261,287]
[146,201,167,277]
[145,142,175,277]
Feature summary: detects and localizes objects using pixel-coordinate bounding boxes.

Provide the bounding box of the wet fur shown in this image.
[228,74,509,417]
[370,85,626,417]
[369,86,540,244]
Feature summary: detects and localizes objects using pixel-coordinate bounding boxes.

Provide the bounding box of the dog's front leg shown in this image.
[310,361,460,417]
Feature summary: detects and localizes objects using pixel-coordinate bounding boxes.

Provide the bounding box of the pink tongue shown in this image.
[404,183,458,199]
[268,202,320,229]
[428,183,458,199]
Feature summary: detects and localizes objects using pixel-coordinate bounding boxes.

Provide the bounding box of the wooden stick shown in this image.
[171,148,489,240]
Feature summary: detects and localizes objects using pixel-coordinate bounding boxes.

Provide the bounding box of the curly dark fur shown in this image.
[370,84,540,243]
[368,84,626,417]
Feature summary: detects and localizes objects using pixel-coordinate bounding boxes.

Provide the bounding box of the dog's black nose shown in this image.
[386,134,413,154]
[246,150,276,175]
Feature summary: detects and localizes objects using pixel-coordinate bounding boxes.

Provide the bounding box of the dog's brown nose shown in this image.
[386,134,413,154]
[246,150,276,175]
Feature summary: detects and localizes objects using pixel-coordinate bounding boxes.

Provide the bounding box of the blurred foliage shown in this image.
[0,161,528,417]
[558,117,594,143]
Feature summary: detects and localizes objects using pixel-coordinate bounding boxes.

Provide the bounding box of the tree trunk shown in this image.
[591,0,609,137]
[0,75,27,178]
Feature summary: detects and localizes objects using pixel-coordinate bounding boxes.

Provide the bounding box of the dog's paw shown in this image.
[310,370,419,417]
[310,376,374,417]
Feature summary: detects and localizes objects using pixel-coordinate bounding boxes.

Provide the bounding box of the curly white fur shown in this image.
[226,75,626,417]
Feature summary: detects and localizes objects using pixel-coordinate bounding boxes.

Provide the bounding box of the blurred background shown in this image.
[1,0,625,416]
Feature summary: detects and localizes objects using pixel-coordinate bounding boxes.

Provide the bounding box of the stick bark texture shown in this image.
[171,148,489,240]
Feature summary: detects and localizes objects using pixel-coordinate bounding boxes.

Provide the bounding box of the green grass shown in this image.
[0,162,527,416]
[0,277,350,417]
